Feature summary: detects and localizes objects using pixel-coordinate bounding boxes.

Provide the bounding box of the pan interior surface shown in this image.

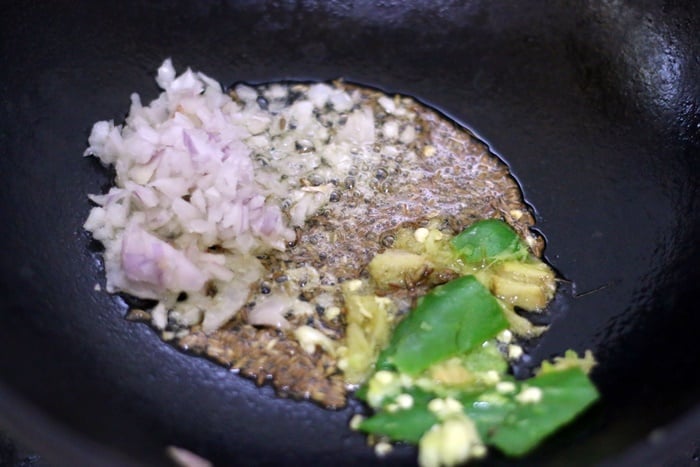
[0,1,698,465]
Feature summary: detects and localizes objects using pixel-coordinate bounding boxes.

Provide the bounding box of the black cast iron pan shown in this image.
[1,1,699,465]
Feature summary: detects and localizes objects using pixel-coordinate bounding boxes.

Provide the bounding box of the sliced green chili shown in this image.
[359,367,598,457]
[462,368,599,456]
[355,218,599,461]
[461,340,508,375]
[377,275,508,375]
[358,387,438,443]
[451,219,529,264]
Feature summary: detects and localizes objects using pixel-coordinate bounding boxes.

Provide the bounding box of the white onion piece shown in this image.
[84,59,361,331]
[120,224,208,294]
[247,296,291,329]
[336,106,375,146]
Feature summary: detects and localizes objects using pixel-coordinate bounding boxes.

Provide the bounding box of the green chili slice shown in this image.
[462,368,599,456]
[377,275,508,375]
[451,219,529,264]
[358,387,438,443]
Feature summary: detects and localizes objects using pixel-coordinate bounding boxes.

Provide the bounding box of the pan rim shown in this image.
[1,378,698,466]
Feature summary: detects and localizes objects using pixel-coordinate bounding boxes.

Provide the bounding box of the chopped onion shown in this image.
[84,59,380,332]
[248,296,291,329]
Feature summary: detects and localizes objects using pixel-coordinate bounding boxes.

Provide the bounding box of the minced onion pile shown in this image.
[84,59,385,332]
